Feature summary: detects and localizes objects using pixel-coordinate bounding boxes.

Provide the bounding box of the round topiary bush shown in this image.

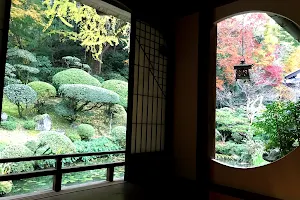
[0,181,13,197]
[38,131,76,154]
[23,120,36,130]
[111,126,126,148]
[52,68,101,88]
[4,84,37,118]
[102,80,128,108]
[27,81,57,99]
[110,104,127,126]
[77,124,95,141]
[0,144,34,173]
[58,84,120,104]
[66,130,81,142]
[56,84,120,121]
[1,121,17,130]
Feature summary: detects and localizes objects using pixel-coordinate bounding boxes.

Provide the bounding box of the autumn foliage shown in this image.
[217,13,277,86]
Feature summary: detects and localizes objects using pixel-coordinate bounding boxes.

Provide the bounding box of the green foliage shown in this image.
[215,142,252,165]
[0,144,34,173]
[74,137,121,162]
[37,131,76,155]
[38,67,66,83]
[28,81,57,113]
[110,104,127,126]
[1,121,17,130]
[216,107,250,143]
[111,126,126,149]
[102,80,128,108]
[4,63,21,86]
[93,75,105,83]
[102,72,127,82]
[6,48,40,84]
[4,84,37,118]
[23,120,36,130]
[25,140,39,152]
[7,48,37,63]
[77,124,95,141]
[62,56,91,72]
[102,50,129,80]
[52,68,101,88]
[0,181,13,197]
[28,81,57,99]
[59,84,119,104]
[66,130,81,142]
[253,101,300,157]
[35,56,52,68]
[56,84,119,121]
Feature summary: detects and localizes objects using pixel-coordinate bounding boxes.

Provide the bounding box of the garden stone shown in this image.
[55,129,65,135]
[262,148,281,162]
[34,114,52,131]
[1,112,8,122]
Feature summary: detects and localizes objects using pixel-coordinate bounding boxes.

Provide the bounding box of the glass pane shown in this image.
[1,176,52,197]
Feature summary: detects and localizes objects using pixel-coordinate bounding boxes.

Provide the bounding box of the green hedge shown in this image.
[77,124,95,141]
[23,120,36,130]
[66,130,81,142]
[52,68,101,88]
[102,80,128,108]
[28,81,57,99]
[1,121,17,130]
[0,144,34,173]
[58,84,120,104]
[111,126,126,148]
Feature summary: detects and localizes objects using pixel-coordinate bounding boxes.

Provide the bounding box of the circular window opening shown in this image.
[215,12,300,168]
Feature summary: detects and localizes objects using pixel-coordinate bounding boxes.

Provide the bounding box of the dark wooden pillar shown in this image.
[197,5,216,200]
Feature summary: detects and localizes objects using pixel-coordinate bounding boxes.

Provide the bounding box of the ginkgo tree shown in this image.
[43,0,130,74]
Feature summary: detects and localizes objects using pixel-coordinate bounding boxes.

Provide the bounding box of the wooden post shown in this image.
[106,166,114,182]
[53,157,62,192]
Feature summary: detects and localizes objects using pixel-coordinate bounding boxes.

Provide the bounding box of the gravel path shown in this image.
[0,130,37,145]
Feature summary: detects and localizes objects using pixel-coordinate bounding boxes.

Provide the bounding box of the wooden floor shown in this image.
[2,181,240,200]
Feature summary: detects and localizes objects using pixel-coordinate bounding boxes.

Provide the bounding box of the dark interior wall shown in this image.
[0,0,6,54]
[173,13,199,180]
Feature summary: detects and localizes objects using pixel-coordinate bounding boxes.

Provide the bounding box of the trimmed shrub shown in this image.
[28,81,57,113]
[0,181,13,196]
[74,137,121,162]
[4,84,37,118]
[0,144,34,173]
[111,126,126,148]
[102,80,128,108]
[66,130,81,142]
[23,120,36,130]
[28,81,57,99]
[110,104,127,126]
[59,84,120,104]
[52,68,101,88]
[38,131,76,155]
[25,140,39,152]
[1,121,17,130]
[56,84,120,121]
[77,124,95,141]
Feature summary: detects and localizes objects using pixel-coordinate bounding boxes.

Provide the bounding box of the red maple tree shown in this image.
[217,13,275,86]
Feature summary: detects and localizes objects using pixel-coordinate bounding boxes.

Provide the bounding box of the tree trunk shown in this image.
[17,103,23,118]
